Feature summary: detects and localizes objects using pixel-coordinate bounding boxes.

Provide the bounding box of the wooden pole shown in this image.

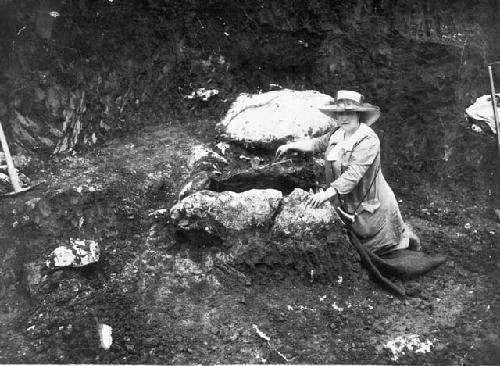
[487,65,500,206]
[0,120,22,192]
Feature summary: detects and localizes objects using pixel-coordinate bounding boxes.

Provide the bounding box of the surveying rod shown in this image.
[487,61,500,206]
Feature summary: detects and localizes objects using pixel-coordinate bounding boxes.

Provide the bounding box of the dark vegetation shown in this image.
[0,0,500,364]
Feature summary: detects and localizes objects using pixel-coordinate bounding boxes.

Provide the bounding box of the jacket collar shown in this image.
[329,123,371,151]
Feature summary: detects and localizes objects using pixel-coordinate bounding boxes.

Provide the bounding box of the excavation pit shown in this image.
[209,171,316,195]
[208,159,318,195]
[171,164,358,284]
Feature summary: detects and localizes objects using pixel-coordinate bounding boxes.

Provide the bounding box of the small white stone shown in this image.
[97,323,113,350]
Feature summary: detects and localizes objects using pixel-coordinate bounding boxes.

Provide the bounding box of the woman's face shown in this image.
[335,112,360,131]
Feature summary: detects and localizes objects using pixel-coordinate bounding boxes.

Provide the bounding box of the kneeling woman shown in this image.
[277,90,419,256]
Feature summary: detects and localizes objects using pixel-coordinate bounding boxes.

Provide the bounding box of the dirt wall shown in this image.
[0,0,498,200]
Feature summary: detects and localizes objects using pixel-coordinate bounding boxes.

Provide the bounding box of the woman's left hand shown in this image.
[306,188,337,208]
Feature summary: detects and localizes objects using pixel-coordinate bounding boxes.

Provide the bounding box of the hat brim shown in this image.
[319,103,381,126]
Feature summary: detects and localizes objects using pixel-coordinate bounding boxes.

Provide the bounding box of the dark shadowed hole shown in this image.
[175,229,224,248]
[172,228,228,262]
[208,170,316,195]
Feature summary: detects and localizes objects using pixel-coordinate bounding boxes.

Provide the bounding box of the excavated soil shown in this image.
[0,118,499,364]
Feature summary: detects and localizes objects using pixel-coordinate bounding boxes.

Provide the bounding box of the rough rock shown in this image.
[0,172,10,188]
[215,142,230,155]
[272,188,341,240]
[184,88,219,101]
[383,334,433,361]
[170,187,354,281]
[170,189,283,235]
[0,173,12,194]
[188,144,228,169]
[178,171,212,201]
[178,145,230,200]
[0,153,31,170]
[217,89,334,146]
[18,172,31,186]
[465,94,498,134]
[1,170,31,190]
[13,154,31,169]
[46,239,100,269]
[170,188,344,244]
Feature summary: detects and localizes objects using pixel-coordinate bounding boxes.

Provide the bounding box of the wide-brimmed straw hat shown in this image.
[319,90,381,126]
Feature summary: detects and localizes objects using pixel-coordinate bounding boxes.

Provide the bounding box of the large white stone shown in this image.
[170,189,283,233]
[170,188,344,248]
[217,89,335,145]
[272,188,340,239]
[465,94,499,134]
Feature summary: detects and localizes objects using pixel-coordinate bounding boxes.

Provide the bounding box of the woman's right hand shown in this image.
[276,144,290,158]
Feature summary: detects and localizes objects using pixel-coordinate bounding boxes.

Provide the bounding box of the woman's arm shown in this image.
[276,131,333,157]
[276,139,317,156]
[306,187,338,208]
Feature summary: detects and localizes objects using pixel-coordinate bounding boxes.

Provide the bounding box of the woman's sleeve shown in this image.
[330,135,380,195]
[310,131,333,153]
